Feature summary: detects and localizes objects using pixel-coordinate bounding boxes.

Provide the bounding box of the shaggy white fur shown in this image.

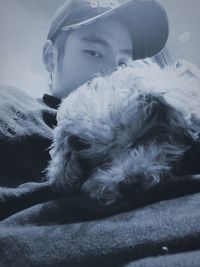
[47,60,200,205]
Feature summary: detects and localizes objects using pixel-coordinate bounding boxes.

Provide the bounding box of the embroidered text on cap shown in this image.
[89,0,120,9]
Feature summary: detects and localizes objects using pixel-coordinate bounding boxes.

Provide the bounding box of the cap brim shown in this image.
[62,0,169,60]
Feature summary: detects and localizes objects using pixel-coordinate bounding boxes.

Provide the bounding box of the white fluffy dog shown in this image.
[47,60,200,205]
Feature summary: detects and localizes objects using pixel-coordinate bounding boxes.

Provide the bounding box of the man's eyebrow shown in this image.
[81,36,111,48]
[81,36,133,55]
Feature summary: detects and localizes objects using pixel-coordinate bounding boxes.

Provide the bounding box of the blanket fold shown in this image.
[1,174,200,224]
[0,190,200,267]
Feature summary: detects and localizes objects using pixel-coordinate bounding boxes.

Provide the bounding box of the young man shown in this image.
[0,0,169,217]
[43,0,169,99]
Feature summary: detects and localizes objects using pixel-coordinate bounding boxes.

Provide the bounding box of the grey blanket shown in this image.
[0,175,200,267]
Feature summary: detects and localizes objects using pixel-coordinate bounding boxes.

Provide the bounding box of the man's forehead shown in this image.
[74,18,133,53]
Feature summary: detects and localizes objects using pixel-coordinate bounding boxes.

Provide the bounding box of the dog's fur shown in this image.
[46,60,200,205]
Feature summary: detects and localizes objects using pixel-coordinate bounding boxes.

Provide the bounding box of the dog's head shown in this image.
[47,63,193,204]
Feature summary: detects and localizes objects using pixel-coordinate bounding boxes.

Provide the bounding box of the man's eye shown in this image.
[84,50,103,58]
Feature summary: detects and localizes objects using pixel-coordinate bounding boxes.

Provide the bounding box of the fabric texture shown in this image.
[0,178,200,267]
[0,86,57,187]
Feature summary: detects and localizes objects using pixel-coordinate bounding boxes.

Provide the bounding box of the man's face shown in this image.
[51,17,133,98]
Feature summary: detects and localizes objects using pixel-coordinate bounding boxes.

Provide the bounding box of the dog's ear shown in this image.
[68,135,91,152]
[138,93,192,145]
[139,94,169,122]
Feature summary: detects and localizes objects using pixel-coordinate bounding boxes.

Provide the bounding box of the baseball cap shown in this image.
[48,0,169,60]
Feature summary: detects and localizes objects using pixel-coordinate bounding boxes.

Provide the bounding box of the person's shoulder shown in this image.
[0,85,42,107]
[0,84,55,113]
[0,84,30,96]
[0,84,54,139]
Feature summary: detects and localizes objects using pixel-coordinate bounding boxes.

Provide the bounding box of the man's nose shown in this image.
[100,58,122,76]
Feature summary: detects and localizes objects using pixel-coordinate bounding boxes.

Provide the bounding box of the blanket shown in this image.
[0,174,200,267]
[0,175,200,267]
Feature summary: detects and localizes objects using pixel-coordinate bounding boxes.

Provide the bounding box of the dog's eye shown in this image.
[127,142,135,149]
[68,135,90,151]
